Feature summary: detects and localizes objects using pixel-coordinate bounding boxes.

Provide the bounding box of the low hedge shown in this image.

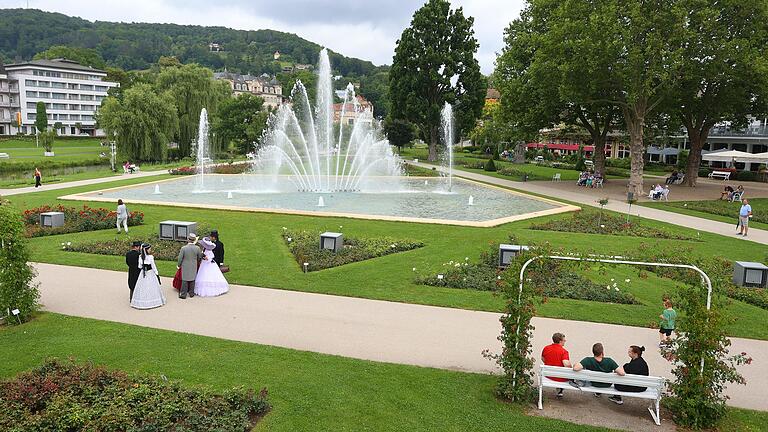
[529,210,698,240]
[0,359,270,431]
[22,204,144,238]
[283,230,423,272]
[664,200,766,224]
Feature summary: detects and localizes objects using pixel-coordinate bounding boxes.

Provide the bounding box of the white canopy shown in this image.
[701,149,767,163]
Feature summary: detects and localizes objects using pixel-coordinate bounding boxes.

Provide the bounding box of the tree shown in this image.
[669,0,768,187]
[469,99,516,154]
[34,101,48,133]
[0,199,39,325]
[495,2,620,178]
[154,63,230,157]
[383,117,414,153]
[97,83,179,162]
[211,93,269,155]
[389,0,486,161]
[34,45,106,69]
[278,70,317,106]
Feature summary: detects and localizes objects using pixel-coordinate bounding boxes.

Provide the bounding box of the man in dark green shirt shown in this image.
[572,343,625,395]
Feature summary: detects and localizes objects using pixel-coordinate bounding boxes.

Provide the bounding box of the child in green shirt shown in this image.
[659,299,676,345]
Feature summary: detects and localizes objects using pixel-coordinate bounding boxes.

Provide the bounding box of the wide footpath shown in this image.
[36,263,768,412]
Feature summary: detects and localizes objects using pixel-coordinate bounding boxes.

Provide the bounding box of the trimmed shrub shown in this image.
[483,158,497,172]
[736,170,758,182]
[0,199,39,324]
[22,205,144,238]
[0,359,270,431]
[698,167,711,178]
[665,200,766,224]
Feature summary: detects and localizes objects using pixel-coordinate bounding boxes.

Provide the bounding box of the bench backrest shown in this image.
[539,365,665,389]
[712,170,730,175]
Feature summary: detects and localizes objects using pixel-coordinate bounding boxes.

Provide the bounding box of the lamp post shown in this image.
[110,140,117,172]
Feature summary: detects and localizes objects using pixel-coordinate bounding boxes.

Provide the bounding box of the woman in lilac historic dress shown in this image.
[194,237,229,297]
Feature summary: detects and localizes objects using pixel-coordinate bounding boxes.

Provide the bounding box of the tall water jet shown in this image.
[440,103,454,191]
[252,48,404,193]
[468,195,474,206]
[317,196,326,207]
[153,185,161,195]
[195,108,210,192]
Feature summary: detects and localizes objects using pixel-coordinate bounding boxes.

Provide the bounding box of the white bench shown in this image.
[538,365,666,426]
[708,170,731,180]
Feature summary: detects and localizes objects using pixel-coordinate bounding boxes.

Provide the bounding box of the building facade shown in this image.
[0,61,21,136]
[332,95,374,126]
[214,72,283,110]
[3,58,118,137]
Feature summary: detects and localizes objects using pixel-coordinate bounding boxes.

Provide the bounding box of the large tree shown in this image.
[495,3,620,177]
[212,93,269,155]
[670,0,768,187]
[389,0,486,161]
[97,83,179,162]
[154,63,230,157]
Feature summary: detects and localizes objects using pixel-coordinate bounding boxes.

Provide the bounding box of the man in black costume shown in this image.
[125,241,142,301]
[210,230,225,266]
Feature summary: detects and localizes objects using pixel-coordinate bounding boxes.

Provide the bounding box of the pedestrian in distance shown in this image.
[737,198,752,238]
[34,167,42,188]
[116,199,129,234]
[659,298,677,346]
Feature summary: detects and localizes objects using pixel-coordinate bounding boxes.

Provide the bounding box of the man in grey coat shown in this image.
[177,233,205,299]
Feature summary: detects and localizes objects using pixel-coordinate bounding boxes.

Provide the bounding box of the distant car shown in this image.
[585,160,594,167]
[534,155,544,163]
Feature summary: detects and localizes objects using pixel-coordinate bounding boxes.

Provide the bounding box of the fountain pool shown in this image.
[62,174,578,227]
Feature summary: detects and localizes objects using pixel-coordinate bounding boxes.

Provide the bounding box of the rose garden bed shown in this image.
[529,210,697,240]
[0,358,270,431]
[22,204,144,238]
[282,230,424,272]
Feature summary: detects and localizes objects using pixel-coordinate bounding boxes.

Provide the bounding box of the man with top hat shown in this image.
[125,240,142,301]
[177,233,205,299]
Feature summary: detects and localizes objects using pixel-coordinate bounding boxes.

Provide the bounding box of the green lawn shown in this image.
[0,137,107,165]
[642,198,768,231]
[7,175,768,340]
[0,313,764,431]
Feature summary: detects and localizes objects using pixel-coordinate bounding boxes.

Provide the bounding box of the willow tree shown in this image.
[97,83,178,162]
[389,0,486,161]
[155,63,230,157]
[495,1,620,177]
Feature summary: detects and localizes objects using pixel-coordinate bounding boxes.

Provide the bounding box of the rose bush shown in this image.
[22,205,144,238]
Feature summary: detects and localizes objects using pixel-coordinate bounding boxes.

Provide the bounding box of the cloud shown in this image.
[1,0,525,73]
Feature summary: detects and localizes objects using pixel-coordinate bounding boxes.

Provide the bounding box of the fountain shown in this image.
[440,103,454,192]
[317,196,326,207]
[153,185,161,195]
[195,108,211,192]
[468,195,474,206]
[227,191,233,199]
[251,48,403,193]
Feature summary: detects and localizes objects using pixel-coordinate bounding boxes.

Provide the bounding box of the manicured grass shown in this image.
[7,175,768,340]
[0,313,609,432]
[0,137,106,164]
[0,167,121,188]
[642,198,768,231]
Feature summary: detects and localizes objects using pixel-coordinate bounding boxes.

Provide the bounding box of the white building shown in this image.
[213,71,283,111]
[0,61,21,136]
[4,58,118,137]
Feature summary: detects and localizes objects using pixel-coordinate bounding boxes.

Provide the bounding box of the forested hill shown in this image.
[0,8,384,77]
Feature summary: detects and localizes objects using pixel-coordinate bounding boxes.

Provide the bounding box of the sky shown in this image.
[0,0,526,74]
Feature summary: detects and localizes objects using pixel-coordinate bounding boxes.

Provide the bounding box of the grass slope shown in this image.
[642,198,768,231]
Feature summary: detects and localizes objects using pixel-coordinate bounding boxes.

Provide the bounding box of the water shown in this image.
[468,195,474,206]
[251,48,403,192]
[440,103,454,191]
[94,175,558,224]
[153,185,161,195]
[195,108,210,192]
[317,196,326,207]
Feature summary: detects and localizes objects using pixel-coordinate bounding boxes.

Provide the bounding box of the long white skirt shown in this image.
[131,271,166,309]
[195,260,229,297]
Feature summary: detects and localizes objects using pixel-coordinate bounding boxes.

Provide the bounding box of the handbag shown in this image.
[219,265,230,274]
[172,267,182,291]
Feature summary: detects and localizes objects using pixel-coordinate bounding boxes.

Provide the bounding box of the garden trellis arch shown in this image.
[511,254,713,385]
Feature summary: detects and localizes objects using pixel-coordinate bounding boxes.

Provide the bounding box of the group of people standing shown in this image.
[125,231,228,310]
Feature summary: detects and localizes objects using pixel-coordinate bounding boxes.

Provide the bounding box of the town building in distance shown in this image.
[214,72,283,110]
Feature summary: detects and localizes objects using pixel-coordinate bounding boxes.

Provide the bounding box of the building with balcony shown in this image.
[332,95,374,126]
[4,58,118,137]
[213,72,283,110]
[0,60,21,136]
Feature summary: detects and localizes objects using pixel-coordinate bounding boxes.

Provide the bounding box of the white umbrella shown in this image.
[701,149,759,162]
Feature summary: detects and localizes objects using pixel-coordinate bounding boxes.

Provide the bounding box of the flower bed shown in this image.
[0,359,270,431]
[665,199,766,224]
[283,229,423,272]
[63,237,183,261]
[169,163,250,175]
[416,243,639,304]
[22,204,144,238]
[529,210,697,240]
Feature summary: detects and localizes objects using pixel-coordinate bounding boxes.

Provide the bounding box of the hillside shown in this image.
[0,8,385,78]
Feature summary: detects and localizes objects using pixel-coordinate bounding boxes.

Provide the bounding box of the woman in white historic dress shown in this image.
[130,244,166,309]
[195,237,229,297]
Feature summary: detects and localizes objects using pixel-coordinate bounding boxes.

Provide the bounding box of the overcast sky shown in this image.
[0,0,525,74]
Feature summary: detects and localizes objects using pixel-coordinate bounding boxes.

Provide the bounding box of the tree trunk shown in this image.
[683,125,709,187]
[428,126,438,162]
[592,135,607,178]
[623,109,645,197]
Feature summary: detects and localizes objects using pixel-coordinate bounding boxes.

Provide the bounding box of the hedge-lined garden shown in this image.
[22,204,144,237]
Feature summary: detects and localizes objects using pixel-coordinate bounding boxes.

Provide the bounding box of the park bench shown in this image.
[538,365,666,426]
[0,152,9,159]
[708,170,731,180]
[672,173,685,185]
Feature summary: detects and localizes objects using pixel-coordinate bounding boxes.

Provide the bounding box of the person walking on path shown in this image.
[541,332,572,398]
[737,198,753,237]
[130,244,166,309]
[659,299,677,346]
[34,168,42,188]
[609,345,649,405]
[177,233,204,299]
[572,342,625,396]
[116,199,129,234]
[125,241,141,301]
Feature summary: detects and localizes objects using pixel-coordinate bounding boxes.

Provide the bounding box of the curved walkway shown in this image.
[35,263,767,411]
[0,169,167,197]
[414,163,768,245]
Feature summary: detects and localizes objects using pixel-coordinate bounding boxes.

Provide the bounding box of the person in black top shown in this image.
[210,230,224,266]
[609,345,649,405]
[125,241,142,301]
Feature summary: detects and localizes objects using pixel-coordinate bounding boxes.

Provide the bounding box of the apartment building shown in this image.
[0,61,21,136]
[4,58,118,137]
[214,72,283,110]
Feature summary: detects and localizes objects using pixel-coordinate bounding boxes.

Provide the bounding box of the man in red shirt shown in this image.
[541,332,571,398]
